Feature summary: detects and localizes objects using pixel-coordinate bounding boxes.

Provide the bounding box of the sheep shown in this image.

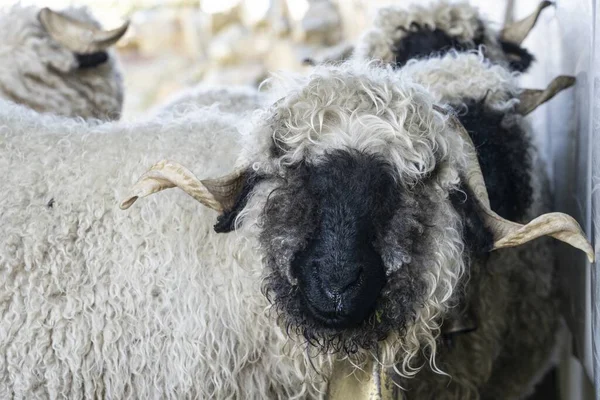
[121,51,590,399]
[307,1,551,73]
[0,53,589,399]
[0,5,129,120]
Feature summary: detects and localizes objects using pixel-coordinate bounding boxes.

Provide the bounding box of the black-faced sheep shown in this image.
[0,5,128,120]
[121,52,591,399]
[308,1,551,73]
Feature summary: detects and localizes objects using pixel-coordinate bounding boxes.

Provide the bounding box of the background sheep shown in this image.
[123,53,590,399]
[0,5,129,120]
[307,1,550,73]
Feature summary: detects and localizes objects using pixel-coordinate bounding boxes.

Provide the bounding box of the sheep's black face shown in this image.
[288,151,393,329]
[392,23,482,68]
[391,21,534,72]
[256,149,433,353]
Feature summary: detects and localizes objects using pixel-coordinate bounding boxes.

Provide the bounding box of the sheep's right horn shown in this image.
[38,8,130,54]
[435,107,594,263]
[518,75,576,115]
[500,1,553,45]
[120,160,246,213]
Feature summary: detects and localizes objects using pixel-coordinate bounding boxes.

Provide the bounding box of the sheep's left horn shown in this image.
[38,8,130,54]
[518,75,576,115]
[120,160,246,213]
[435,106,594,263]
[500,1,553,45]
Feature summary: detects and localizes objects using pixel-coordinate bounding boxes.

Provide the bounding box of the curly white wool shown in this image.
[0,100,321,399]
[0,5,124,120]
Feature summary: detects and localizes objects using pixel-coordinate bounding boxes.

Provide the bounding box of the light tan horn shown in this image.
[518,75,576,116]
[120,160,246,213]
[435,106,594,263]
[500,1,553,45]
[38,8,130,54]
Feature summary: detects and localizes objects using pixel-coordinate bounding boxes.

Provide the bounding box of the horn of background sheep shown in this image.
[500,1,552,45]
[435,106,595,263]
[38,8,130,54]
[120,160,246,212]
[518,76,576,115]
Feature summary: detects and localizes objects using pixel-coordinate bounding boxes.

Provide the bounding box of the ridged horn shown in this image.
[518,75,576,116]
[38,8,130,54]
[500,1,553,45]
[120,160,246,213]
[434,105,594,263]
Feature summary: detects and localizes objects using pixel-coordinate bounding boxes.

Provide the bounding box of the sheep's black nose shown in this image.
[292,248,386,329]
[322,266,363,298]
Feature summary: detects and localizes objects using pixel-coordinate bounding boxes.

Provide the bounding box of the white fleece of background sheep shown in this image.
[353,1,506,67]
[0,101,321,399]
[0,5,124,120]
[151,85,267,117]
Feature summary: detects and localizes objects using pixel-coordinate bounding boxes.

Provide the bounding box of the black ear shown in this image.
[75,51,109,69]
[499,40,535,72]
[213,169,265,233]
[449,182,494,259]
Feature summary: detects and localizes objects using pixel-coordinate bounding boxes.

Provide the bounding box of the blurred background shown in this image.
[13,0,507,118]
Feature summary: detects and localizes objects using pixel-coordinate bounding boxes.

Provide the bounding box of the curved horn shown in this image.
[434,106,594,263]
[38,8,130,54]
[518,75,576,116]
[120,160,246,213]
[500,1,553,45]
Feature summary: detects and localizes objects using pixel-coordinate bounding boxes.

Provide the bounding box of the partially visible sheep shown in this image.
[0,5,129,120]
[308,1,551,73]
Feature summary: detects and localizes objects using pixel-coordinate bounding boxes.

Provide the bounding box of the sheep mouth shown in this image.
[301,291,379,330]
[263,268,415,355]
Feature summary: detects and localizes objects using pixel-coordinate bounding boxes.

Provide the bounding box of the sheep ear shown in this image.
[38,7,129,54]
[120,160,247,214]
[518,75,575,115]
[213,169,264,233]
[500,1,552,45]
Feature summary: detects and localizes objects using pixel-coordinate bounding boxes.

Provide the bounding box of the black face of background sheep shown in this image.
[391,21,533,72]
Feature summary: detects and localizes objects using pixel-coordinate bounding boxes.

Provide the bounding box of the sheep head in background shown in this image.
[0,5,129,120]
[309,1,551,73]
[122,59,592,381]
